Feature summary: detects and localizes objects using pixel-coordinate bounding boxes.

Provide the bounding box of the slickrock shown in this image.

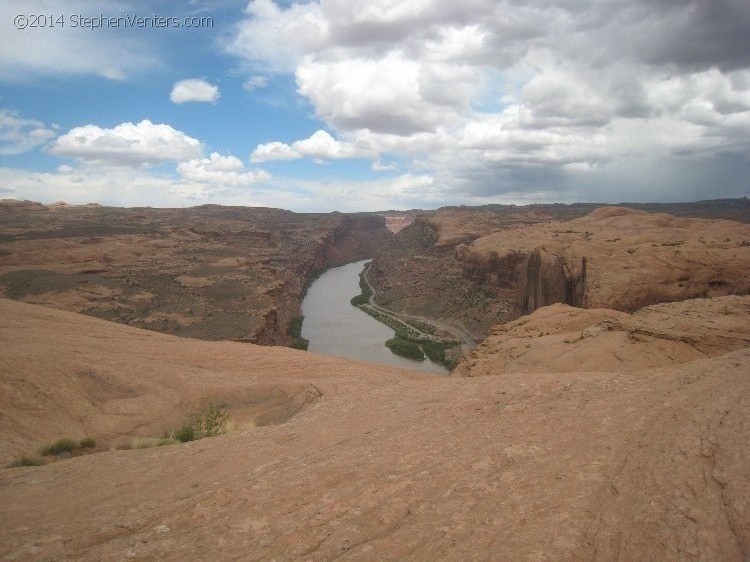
[455,295,750,377]
[1,297,748,560]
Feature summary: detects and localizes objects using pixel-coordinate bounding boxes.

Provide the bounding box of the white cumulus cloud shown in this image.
[49,120,203,166]
[251,130,373,163]
[170,79,221,104]
[177,152,271,186]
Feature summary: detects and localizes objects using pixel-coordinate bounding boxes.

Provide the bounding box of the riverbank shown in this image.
[301,260,448,374]
[350,262,475,370]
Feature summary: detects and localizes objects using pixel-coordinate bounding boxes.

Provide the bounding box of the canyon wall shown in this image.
[0,202,392,347]
[458,206,750,315]
[368,199,750,341]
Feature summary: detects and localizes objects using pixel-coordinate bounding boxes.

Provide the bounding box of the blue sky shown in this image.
[1,0,748,211]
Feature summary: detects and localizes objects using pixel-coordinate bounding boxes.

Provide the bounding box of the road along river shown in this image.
[301,260,448,374]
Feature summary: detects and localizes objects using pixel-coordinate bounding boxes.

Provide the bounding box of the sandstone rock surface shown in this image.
[1,297,748,560]
[462,206,750,315]
[456,296,750,377]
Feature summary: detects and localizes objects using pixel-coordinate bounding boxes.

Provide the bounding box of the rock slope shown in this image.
[1,297,748,560]
[456,296,750,377]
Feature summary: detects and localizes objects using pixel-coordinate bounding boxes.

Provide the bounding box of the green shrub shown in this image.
[201,403,229,437]
[422,341,459,370]
[172,403,229,442]
[7,454,45,468]
[291,336,309,350]
[350,294,369,306]
[39,438,77,456]
[288,316,309,350]
[79,437,96,448]
[385,336,424,361]
[175,420,197,443]
[350,267,373,306]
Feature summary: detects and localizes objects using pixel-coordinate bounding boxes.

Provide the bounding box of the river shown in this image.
[301,260,448,374]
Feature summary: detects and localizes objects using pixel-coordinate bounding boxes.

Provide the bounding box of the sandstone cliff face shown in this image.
[369,201,750,341]
[367,211,544,340]
[459,206,750,315]
[321,214,392,268]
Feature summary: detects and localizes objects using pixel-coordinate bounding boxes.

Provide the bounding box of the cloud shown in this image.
[177,152,271,186]
[296,54,473,135]
[372,160,397,172]
[0,109,57,155]
[49,120,203,166]
[243,75,269,92]
[0,0,156,82]
[0,150,273,208]
[170,79,221,104]
[251,130,373,162]
[224,0,329,73]
[225,0,750,204]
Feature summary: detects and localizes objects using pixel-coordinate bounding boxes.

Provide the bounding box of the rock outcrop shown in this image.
[460,206,750,315]
[456,295,750,377]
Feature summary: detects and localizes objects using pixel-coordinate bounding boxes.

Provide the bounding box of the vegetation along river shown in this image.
[301,260,448,374]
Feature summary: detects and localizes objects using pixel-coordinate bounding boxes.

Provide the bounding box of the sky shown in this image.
[0,0,748,212]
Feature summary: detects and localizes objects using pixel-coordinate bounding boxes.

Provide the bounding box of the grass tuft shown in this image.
[7,454,45,468]
[39,437,78,456]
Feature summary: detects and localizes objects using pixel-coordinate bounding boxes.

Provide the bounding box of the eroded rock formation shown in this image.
[369,200,750,341]
[460,206,750,315]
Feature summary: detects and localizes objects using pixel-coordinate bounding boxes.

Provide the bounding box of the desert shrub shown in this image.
[172,403,229,442]
[201,403,229,437]
[174,420,197,443]
[7,454,45,468]
[79,437,96,448]
[39,438,78,456]
[385,336,424,361]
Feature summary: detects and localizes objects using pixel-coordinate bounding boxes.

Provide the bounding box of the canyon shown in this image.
[368,199,750,341]
[0,200,392,346]
[1,199,749,560]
